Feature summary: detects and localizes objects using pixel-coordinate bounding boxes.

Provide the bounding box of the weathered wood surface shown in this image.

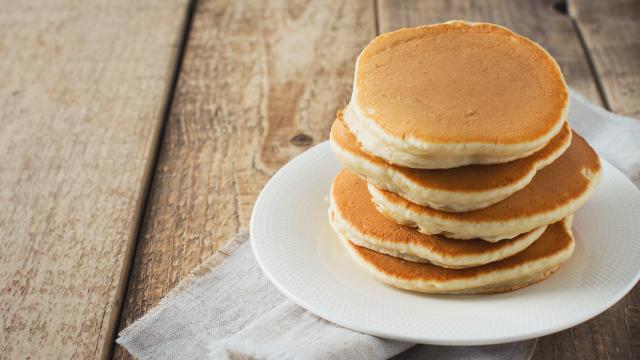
[110,0,640,358]
[532,1,640,358]
[378,0,638,359]
[113,1,376,358]
[0,0,190,358]
[569,0,640,117]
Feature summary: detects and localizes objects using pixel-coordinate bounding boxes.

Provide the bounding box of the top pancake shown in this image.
[331,113,572,211]
[347,21,569,168]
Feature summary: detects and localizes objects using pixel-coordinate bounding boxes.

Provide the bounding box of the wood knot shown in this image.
[290,133,313,147]
[553,1,568,15]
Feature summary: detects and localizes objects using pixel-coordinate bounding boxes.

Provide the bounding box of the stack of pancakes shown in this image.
[328,21,602,294]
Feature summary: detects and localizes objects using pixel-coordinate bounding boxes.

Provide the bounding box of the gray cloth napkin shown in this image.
[117,92,640,360]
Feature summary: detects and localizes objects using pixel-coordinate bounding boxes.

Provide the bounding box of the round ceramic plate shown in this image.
[250,141,640,345]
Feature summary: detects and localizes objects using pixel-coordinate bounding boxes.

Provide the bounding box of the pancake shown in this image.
[346,21,569,169]
[342,217,575,294]
[329,169,546,268]
[369,133,601,242]
[331,113,572,211]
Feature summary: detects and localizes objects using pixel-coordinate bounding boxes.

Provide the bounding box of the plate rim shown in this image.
[250,140,640,345]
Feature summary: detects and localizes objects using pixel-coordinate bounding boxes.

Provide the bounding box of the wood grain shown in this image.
[533,1,640,358]
[0,0,189,358]
[374,1,638,359]
[113,0,639,358]
[377,0,603,104]
[113,1,376,358]
[569,0,640,117]
[533,1,640,357]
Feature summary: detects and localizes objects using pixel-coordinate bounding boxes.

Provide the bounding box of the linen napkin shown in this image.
[117,91,640,359]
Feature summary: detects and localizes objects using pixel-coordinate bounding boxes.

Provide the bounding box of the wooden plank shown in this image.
[377,1,637,359]
[378,0,603,104]
[113,1,377,358]
[534,1,640,357]
[553,1,640,357]
[0,1,189,358]
[568,0,640,117]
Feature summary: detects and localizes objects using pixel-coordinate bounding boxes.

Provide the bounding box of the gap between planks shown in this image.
[108,0,198,357]
[566,5,611,110]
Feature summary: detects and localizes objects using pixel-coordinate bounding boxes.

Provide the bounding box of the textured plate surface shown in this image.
[250,141,640,345]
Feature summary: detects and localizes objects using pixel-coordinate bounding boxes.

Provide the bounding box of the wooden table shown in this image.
[1,0,638,358]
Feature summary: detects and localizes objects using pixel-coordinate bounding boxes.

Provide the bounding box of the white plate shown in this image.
[250,141,640,345]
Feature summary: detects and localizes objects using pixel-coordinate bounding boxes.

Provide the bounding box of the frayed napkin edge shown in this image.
[116,230,250,341]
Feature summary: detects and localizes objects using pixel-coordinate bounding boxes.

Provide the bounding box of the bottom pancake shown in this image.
[341,218,574,294]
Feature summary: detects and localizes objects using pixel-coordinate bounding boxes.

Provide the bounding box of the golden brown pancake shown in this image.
[345,21,569,168]
[342,218,575,294]
[329,169,546,268]
[368,133,601,241]
[331,113,572,211]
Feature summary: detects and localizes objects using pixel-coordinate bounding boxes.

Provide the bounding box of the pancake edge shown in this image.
[367,162,601,242]
[331,120,572,212]
[344,101,568,169]
[329,200,547,268]
[341,218,574,294]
